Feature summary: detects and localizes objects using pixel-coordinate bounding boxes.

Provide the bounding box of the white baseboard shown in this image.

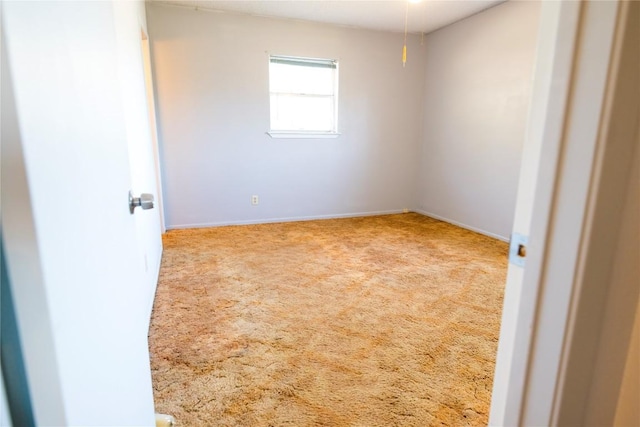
[167,209,406,230]
[166,209,509,242]
[413,209,509,242]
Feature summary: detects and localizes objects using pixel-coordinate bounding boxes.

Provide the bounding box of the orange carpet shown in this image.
[149,213,508,426]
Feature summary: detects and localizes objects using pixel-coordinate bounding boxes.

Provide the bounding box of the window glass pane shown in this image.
[270,94,334,131]
[269,62,334,96]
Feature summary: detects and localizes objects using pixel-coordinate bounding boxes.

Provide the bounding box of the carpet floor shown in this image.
[149,213,508,426]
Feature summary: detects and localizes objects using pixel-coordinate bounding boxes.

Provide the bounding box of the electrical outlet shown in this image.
[251,195,259,205]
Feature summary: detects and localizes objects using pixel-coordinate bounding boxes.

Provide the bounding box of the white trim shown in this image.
[266,131,341,139]
[167,209,510,244]
[166,209,406,230]
[414,209,509,242]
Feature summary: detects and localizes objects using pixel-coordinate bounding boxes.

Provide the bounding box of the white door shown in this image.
[112,1,165,321]
[2,1,157,425]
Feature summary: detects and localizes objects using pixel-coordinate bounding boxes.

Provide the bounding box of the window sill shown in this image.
[267,131,341,139]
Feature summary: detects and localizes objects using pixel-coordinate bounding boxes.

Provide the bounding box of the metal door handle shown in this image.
[129,191,154,214]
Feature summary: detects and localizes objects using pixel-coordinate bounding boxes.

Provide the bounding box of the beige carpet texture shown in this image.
[149,213,508,426]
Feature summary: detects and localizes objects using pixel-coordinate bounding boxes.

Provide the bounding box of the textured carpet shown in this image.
[149,213,508,426]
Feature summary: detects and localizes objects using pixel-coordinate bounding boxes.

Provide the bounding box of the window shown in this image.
[268,55,339,138]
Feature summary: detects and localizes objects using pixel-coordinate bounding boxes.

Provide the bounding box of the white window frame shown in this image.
[267,55,340,139]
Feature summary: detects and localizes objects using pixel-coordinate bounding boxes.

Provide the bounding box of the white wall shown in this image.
[417,1,541,240]
[147,4,426,229]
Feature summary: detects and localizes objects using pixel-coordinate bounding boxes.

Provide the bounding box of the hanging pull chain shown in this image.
[403,1,409,67]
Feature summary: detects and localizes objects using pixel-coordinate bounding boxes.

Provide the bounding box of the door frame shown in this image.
[490,0,639,425]
[140,27,166,234]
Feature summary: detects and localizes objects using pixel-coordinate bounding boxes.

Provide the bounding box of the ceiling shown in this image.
[148,0,505,34]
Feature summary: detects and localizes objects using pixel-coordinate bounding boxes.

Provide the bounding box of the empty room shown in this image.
[2,0,638,426]
[146,0,537,425]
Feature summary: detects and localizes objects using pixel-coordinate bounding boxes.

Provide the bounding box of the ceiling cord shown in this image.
[403,1,408,67]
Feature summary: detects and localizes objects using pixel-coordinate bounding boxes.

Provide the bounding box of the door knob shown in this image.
[129,191,154,214]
